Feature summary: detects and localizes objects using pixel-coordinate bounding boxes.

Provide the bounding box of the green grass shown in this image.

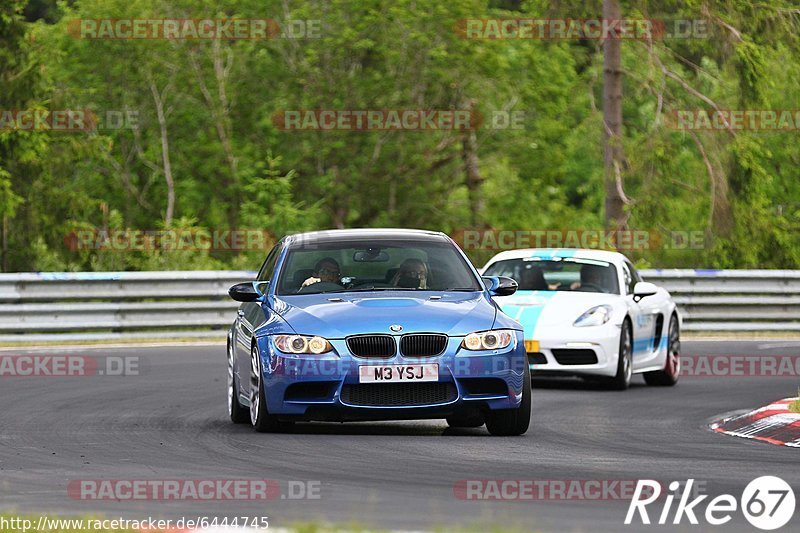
[790,391,800,414]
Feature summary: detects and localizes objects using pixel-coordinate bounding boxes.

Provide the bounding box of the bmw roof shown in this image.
[284,228,449,246]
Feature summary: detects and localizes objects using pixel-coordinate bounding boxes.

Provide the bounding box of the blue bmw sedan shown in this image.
[227,229,530,435]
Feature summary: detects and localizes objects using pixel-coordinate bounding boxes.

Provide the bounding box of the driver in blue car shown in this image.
[390,258,429,289]
[301,257,342,288]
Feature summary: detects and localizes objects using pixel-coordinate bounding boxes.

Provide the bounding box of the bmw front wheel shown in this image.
[228,340,249,423]
[485,364,531,436]
[249,343,292,433]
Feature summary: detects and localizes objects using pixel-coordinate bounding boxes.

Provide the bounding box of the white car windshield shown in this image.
[484,257,620,294]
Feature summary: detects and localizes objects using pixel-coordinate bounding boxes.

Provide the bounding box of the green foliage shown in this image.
[2,0,800,271]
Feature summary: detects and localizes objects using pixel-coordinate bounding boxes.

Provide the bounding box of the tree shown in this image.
[0,0,43,270]
[602,0,628,231]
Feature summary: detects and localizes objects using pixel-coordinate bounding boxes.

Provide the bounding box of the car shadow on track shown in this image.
[215,420,501,437]
[531,376,647,391]
[284,422,494,437]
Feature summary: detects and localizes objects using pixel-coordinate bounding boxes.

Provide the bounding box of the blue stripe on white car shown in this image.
[501,291,557,341]
[529,249,577,259]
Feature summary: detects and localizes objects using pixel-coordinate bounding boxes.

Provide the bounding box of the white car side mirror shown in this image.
[632,281,658,302]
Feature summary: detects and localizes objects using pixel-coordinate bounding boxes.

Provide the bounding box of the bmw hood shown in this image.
[271,292,498,338]
[494,291,621,339]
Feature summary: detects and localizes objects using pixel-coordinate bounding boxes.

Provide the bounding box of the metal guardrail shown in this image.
[640,269,800,332]
[0,269,797,341]
[0,271,254,342]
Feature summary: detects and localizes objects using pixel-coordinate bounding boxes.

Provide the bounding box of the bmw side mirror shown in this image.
[254,281,270,296]
[482,276,518,297]
[229,282,264,302]
[632,281,657,302]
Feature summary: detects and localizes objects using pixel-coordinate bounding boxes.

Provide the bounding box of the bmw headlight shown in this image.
[573,305,612,327]
[462,330,515,351]
[274,335,333,354]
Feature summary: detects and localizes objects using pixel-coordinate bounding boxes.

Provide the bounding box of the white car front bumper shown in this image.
[525,324,621,378]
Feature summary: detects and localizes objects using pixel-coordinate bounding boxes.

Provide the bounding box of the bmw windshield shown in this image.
[276,239,483,295]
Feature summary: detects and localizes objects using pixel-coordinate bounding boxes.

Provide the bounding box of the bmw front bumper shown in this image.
[254,332,527,421]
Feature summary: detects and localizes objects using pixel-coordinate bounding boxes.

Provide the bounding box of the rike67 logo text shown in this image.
[626,477,795,530]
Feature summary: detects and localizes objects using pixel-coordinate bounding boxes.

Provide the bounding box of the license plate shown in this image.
[359,364,438,383]
[524,340,540,352]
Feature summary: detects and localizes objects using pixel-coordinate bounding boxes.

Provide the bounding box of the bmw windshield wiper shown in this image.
[302,286,478,294]
[347,286,480,292]
[344,286,417,292]
[304,286,416,294]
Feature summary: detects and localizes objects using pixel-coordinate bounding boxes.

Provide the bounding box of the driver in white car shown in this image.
[570,264,610,292]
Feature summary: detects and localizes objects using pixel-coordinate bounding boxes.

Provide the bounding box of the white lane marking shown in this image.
[758,342,800,350]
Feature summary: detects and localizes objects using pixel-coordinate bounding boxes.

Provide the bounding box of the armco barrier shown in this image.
[0,269,797,341]
[641,269,800,332]
[0,271,255,342]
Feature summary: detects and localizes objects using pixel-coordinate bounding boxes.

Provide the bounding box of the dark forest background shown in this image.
[2,0,799,271]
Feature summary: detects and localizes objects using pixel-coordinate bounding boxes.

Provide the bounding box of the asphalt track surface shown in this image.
[0,340,798,532]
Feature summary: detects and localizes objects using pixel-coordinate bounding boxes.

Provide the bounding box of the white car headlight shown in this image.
[461,330,515,351]
[573,305,612,327]
[274,335,333,354]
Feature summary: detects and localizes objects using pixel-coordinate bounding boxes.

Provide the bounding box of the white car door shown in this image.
[622,261,654,372]
[622,261,659,370]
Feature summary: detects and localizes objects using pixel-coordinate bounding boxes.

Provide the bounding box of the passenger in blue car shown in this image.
[390,258,428,289]
[301,257,342,288]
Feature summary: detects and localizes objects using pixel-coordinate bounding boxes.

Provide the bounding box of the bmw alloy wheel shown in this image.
[249,344,261,425]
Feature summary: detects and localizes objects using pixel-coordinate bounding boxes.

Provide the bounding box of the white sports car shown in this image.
[481,248,680,389]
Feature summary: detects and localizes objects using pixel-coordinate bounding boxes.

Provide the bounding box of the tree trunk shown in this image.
[190,43,239,229]
[602,0,627,232]
[149,79,175,226]
[461,99,484,228]
[1,215,7,272]
[462,129,484,228]
[212,43,239,230]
